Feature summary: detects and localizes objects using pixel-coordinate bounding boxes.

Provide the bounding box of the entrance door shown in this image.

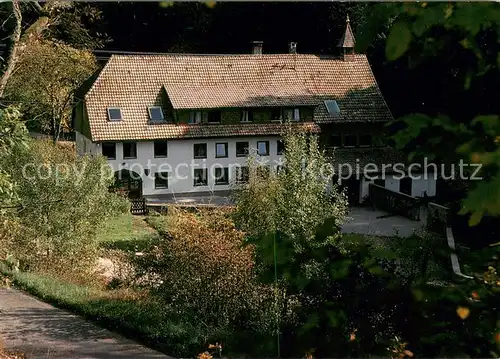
[113,170,143,198]
[341,178,361,205]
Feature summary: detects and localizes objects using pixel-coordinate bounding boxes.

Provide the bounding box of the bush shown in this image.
[136,208,276,353]
[232,128,348,241]
[0,139,129,275]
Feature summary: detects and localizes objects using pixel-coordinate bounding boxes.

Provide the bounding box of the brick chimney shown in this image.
[288,42,297,54]
[251,41,263,55]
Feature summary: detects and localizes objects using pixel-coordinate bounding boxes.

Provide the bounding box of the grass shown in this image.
[144,214,169,237]
[0,263,199,357]
[0,213,203,357]
[97,214,161,252]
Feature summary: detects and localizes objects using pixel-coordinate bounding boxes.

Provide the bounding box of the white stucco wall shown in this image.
[360,174,437,203]
[410,175,437,197]
[76,131,438,200]
[80,136,283,196]
[385,176,400,192]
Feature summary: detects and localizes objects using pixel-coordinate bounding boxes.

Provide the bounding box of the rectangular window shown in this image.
[102,142,116,159]
[241,109,253,122]
[257,141,269,156]
[193,143,207,159]
[107,107,122,121]
[236,141,249,157]
[193,168,208,186]
[271,108,281,121]
[207,111,221,124]
[215,143,228,158]
[293,108,300,121]
[123,142,137,159]
[324,100,340,115]
[331,134,342,147]
[277,140,285,155]
[154,172,169,189]
[154,140,168,158]
[188,111,202,124]
[283,108,293,121]
[359,134,372,147]
[343,133,357,147]
[148,106,164,121]
[235,166,249,184]
[214,167,229,185]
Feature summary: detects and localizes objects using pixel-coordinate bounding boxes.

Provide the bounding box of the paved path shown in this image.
[342,207,425,238]
[0,288,170,359]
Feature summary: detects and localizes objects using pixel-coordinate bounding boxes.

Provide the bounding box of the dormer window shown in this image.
[189,111,202,124]
[207,111,221,124]
[107,107,122,121]
[241,109,253,122]
[148,106,164,121]
[324,100,340,115]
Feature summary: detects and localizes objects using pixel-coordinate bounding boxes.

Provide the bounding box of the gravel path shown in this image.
[0,288,170,359]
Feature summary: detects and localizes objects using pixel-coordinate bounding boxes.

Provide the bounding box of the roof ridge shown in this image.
[105,52,359,59]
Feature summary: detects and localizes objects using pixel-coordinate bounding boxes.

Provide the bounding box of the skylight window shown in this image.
[324,100,340,115]
[107,107,122,121]
[148,106,164,121]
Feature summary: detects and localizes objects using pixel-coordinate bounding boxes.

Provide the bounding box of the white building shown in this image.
[74,19,436,204]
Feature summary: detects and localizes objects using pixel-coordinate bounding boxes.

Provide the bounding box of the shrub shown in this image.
[136,208,275,352]
[0,139,129,275]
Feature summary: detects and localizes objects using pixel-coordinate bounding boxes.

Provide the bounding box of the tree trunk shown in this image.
[0,0,22,98]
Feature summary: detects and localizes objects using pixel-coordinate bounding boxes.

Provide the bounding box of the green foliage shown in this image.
[385,20,412,61]
[233,128,348,240]
[5,40,96,140]
[360,2,500,223]
[0,139,128,274]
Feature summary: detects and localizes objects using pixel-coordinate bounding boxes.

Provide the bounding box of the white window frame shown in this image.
[107,107,122,121]
[241,110,252,123]
[188,111,202,124]
[215,142,228,158]
[257,141,270,156]
[148,106,164,121]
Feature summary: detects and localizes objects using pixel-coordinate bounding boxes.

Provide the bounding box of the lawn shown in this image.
[97,214,161,252]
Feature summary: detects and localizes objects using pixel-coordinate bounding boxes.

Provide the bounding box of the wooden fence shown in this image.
[130,198,148,215]
[368,183,421,221]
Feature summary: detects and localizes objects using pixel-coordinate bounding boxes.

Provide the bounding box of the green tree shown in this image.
[0,106,28,208]
[233,129,348,240]
[0,138,128,274]
[5,40,96,141]
[358,2,500,224]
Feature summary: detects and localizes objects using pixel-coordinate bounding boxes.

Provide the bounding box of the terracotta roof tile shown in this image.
[84,53,391,141]
[331,147,408,175]
[94,122,320,142]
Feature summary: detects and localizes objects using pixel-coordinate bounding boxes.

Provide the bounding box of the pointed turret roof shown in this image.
[338,15,356,49]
